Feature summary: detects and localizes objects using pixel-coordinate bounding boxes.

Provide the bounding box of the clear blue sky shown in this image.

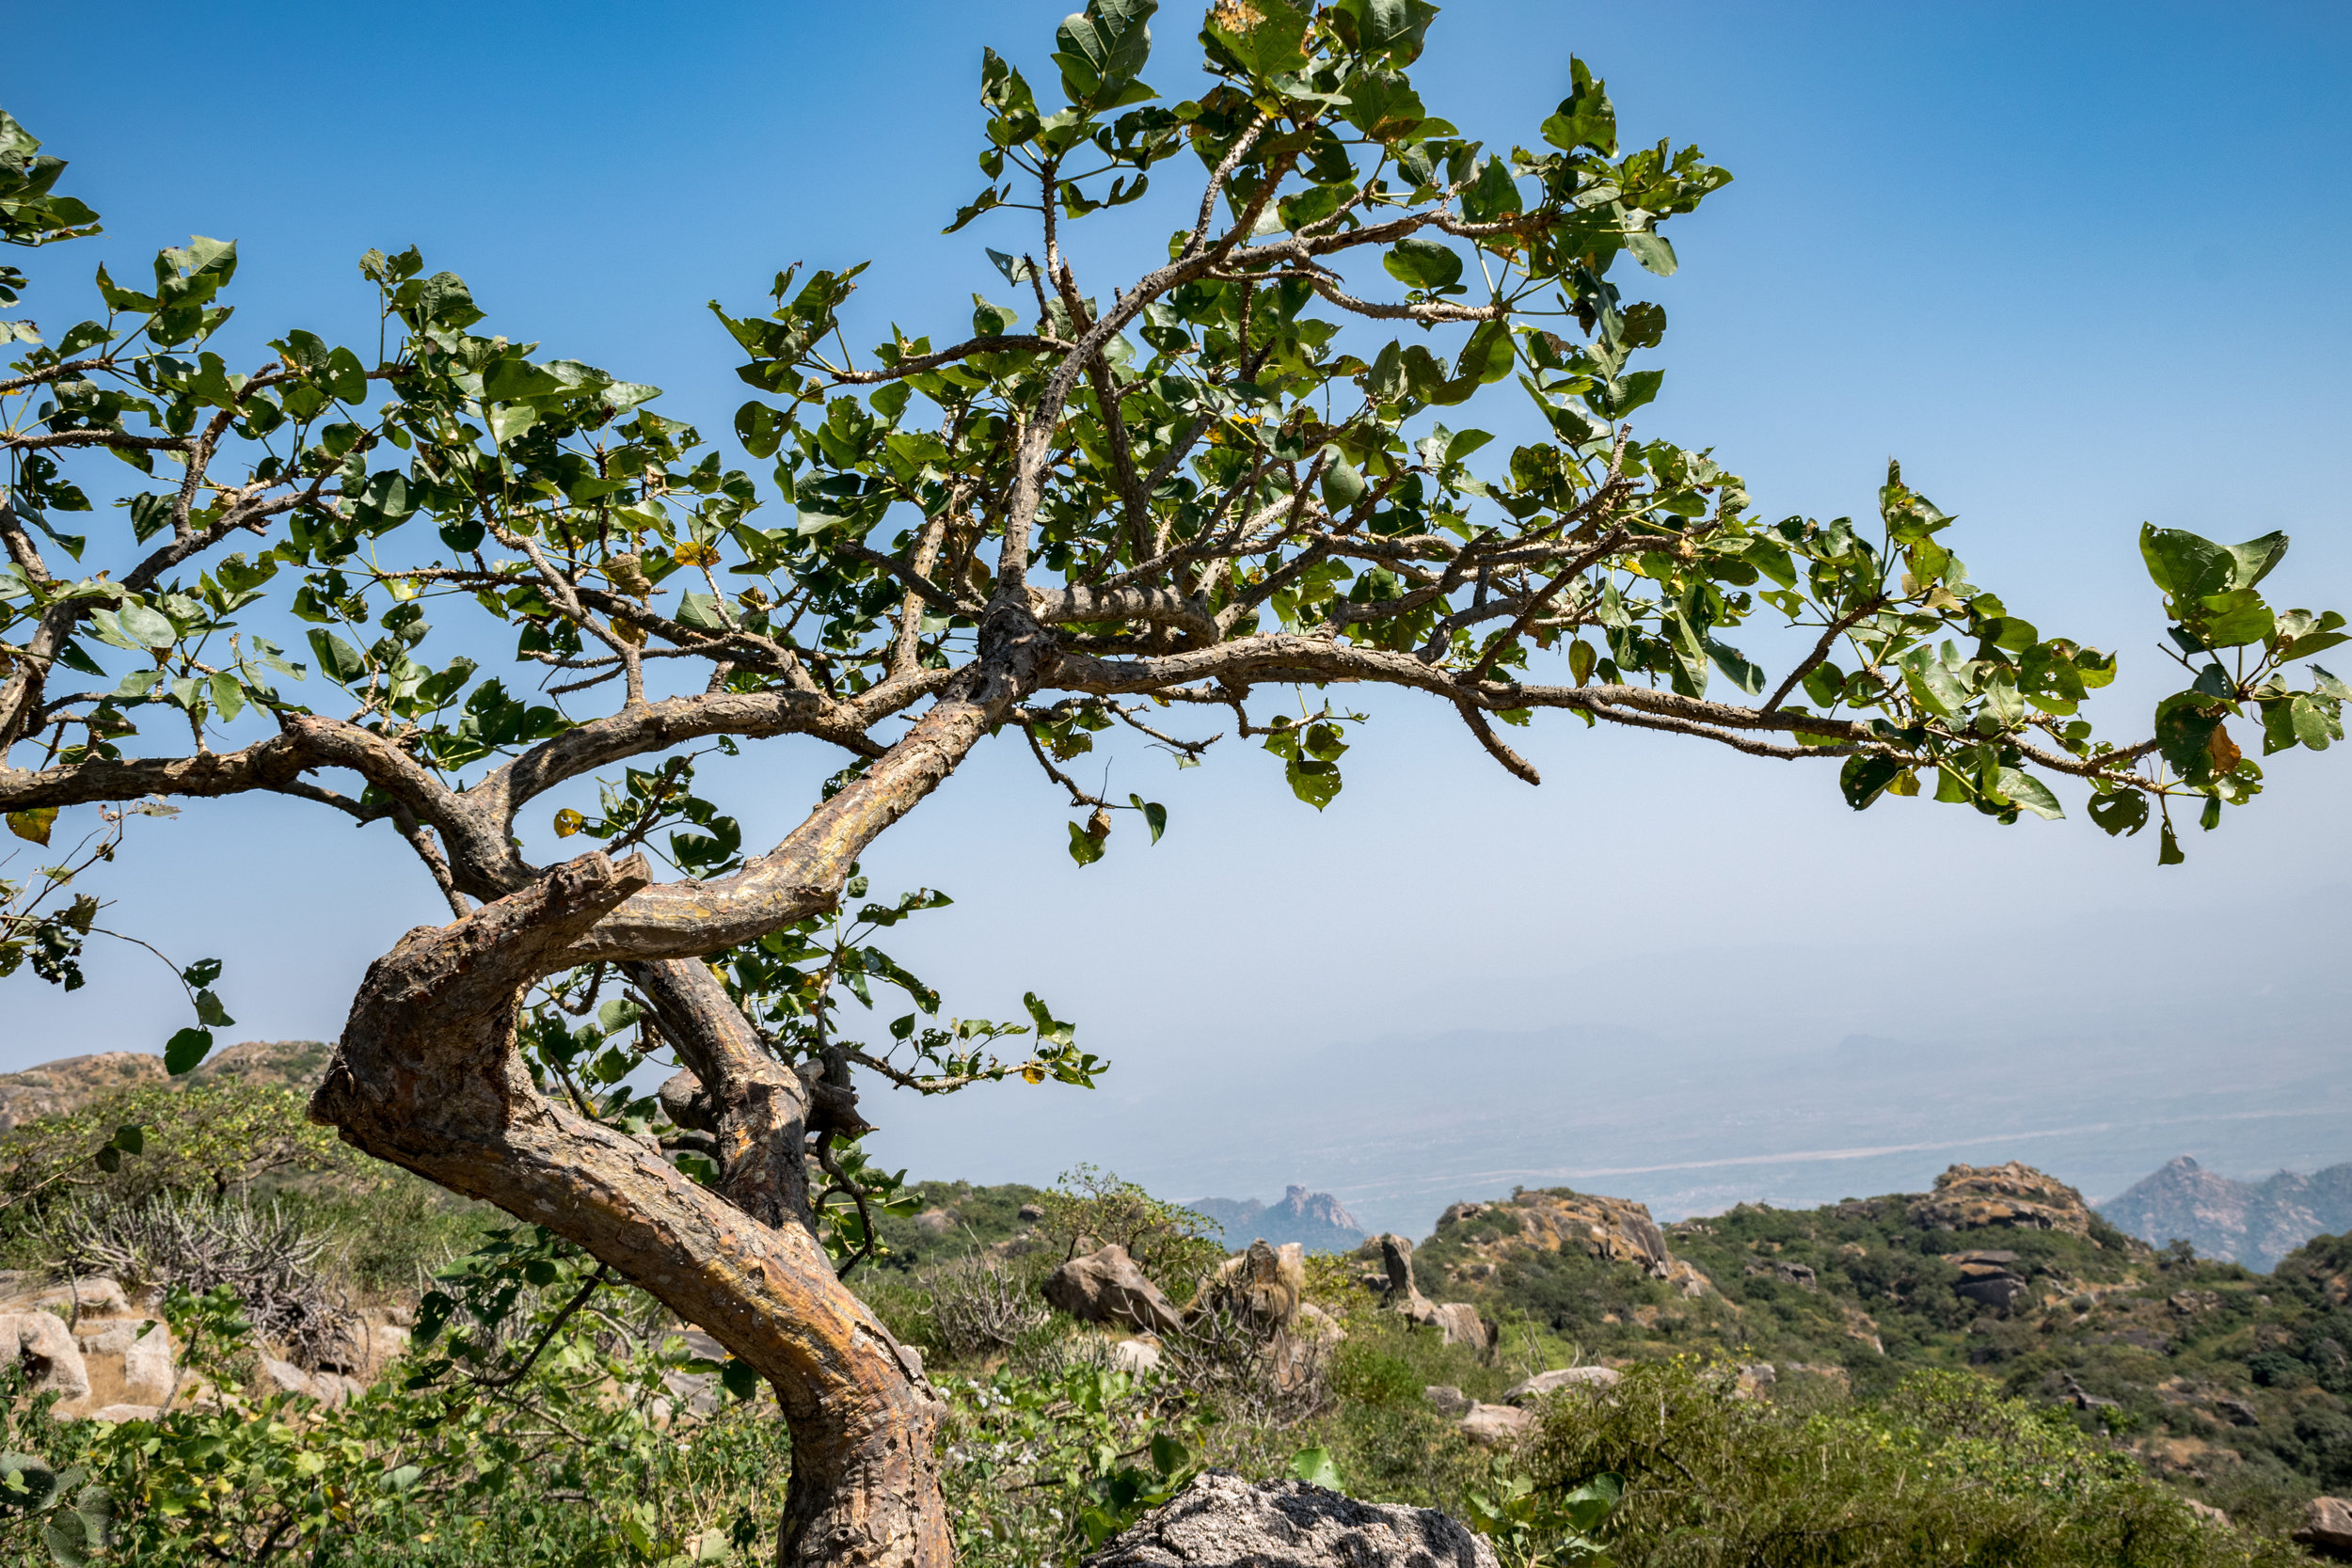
[8,3,2352,1212]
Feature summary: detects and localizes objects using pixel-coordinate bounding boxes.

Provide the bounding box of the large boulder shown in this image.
[2297,1497,2352,1560]
[1429,1192,1714,1299]
[1457,1402,1537,1445]
[1044,1244,1187,1338]
[75,1318,177,1407]
[1,1311,90,1402]
[1083,1471,1497,1567]
[1371,1236,1498,1355]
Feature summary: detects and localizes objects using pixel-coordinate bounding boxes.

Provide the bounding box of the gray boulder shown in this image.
[1,1310,89,1402]
[1457,1402,1537,1445]
[1083,1470,1497,1567]
[1044,1244,1187,1337]
[1502,1366,1621,1405]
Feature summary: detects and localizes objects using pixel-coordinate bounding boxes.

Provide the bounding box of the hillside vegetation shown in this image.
[0,1060,2342,1564]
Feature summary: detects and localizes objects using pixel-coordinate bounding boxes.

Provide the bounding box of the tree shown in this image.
[2,2,2343,1561]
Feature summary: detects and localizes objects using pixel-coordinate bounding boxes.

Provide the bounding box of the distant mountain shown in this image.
[2098,1154,2352,1272]
[0,1040,328,1134]
[1189,1185,1364,1253]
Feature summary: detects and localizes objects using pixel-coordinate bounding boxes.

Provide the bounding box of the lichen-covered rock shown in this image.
[1082,1471,1498,1567]
[1197,1240,1306,1332]
[1370,1237,1497,1356]
[1908,1162,2092,1237]
[1044,1244,1188,1337]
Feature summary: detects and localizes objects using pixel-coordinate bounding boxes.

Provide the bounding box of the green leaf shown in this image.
[1840,753,1902,811]
[1129,794,1168,845]
[1382,236,1462,291]
[1559,1472,1625,1532]
[1054,0,1157,107]
[1205,0,1310,79]
[164,1026,214,1076]
[1320,452,1366,512]
[1704,637,1765,697]
[110,1124,144,1155]
[1539,57,1617,155]
[2139,525,2234,601]
[1024,992,1075,1047]
[2086,789,2148,837]
[2159,816,2185,865]
[116,599,176,648]
[1625,229,1677,277]
[2226,531,2290,591]
[2154,694,2223,775]
[1288,1446,1343,1490]
[306,629,369,686]
[1994,767,2064,820]
[193,989,235,1028]
[1066,819,1105,866]
[1286,754,1342,809]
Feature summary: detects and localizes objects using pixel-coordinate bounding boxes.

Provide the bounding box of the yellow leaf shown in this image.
[673,541,721,568]
[6,807,56,846]
[1020,1062,1046,1085]
[552,808,584,838]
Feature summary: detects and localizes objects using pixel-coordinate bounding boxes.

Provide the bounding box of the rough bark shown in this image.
[310,851,949,1567]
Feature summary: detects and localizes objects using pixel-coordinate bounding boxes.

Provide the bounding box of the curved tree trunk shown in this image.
[309,851,953,1567]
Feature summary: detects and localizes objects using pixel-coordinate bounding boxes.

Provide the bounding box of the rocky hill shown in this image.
[1398,1159,2352,1499]
[0,1038,332,1133]
[2103,1155,2352,1272]
[1189,1185,1364,1253]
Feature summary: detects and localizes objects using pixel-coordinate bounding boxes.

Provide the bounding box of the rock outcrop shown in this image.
[1908,1162,2092,1238]
[1083,1471,1498,1567]
[1429,1189,1714,1300]
[0,1310,90,1402]
[1044,1244,1188,1338]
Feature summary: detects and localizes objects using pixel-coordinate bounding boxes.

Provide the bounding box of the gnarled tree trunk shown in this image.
[310,851,952,1567]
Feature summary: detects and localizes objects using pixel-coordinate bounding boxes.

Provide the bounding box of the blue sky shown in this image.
[8,3,2352,1215]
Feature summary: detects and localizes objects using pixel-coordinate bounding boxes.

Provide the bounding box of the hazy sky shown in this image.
[8,3,2351,1216]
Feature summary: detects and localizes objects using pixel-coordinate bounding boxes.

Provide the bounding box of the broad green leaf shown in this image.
[1382,236,1462,291]
[1994,767,2063,820]
[164,1026,214,1076]
[2087,789,2149,837]
[2139,524,2233,601]
[1288,1446,1343,1489]
[116,599,176,647]
[1206,0,1310,79]
[1067,819,1105,865]
[1539,58,1617,155]
[1840,753,1902,810]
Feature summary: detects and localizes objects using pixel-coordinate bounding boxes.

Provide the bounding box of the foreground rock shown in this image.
[0,1310,90,1402]
[1083,1471,1498,1567]
[2296,1497,2352,1560]
[1045,1243,1187,1337]
[1457,1402,1537,1444]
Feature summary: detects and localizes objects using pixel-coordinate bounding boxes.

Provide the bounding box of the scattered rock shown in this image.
[1044,1244,1187,1338]
[1082,1470,1497,1567]
[913,1209,956,1239]
[1109,1336,1164,1377]
[0,1310,90,1402]
[1457,1402,1537,1445]
[80,1403,160,1423]
[2169,1290,2221,1316]
[257,1354,360,1405]
[1781,1363,1851,1393]
[1502,1366,1621,1405]
[1423,1385,1472,1417]
[2184,1499,2230,1527]
[2214,1395,2260,1428]
[1372,1236,1499,1357]
[1909,1162,2092,1237]
[1842,1306,1885,1355]
[1018,1203,1046,1223]
[2061,1374,2119,1413]
[1954,1272,2030,1311]
[2295,1496,2352,1559]
[1735,1363,1777,1399]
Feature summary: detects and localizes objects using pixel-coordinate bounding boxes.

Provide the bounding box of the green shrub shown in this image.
[1527,1359,2300,1567]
